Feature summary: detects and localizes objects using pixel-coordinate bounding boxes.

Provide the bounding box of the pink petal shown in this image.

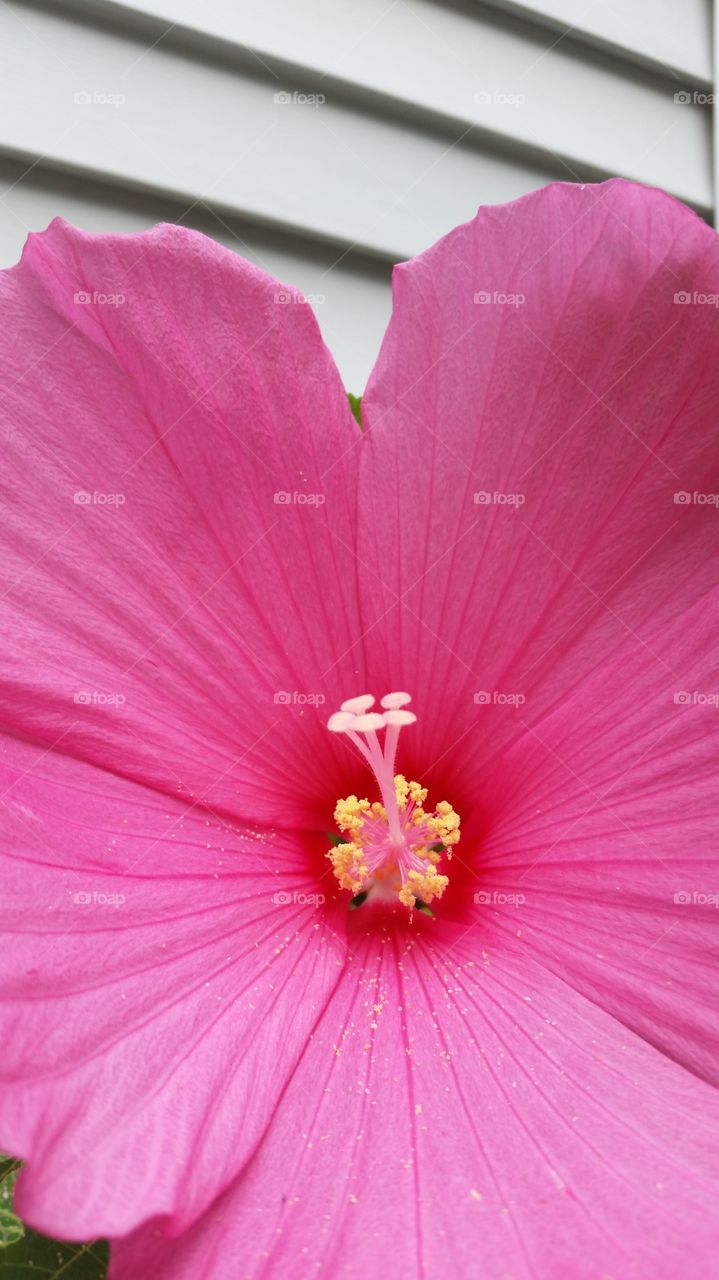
[0,733,344,1238]
[469,585,719,1084]
[358,179,719,790]
[0,219,365,828]
[111,935,719,1278]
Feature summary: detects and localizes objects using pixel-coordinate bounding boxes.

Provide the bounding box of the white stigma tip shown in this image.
[383,709,417,727]
[327,711,356,733]
[381,691,412,709]
[340,694,376,714]
[352,712,386,732]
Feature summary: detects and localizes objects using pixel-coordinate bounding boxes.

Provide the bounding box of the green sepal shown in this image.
[414,899,434,916]
[347,393,362,429]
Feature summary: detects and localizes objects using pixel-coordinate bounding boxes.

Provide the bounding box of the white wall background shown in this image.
[0,0,713,391]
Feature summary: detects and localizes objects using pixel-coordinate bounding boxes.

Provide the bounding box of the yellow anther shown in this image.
[407,780,428,806]
[394,775,428,809]
[334,795,370,834]
[419,846,442,865]
[327,840,368,893]
[398,867,449,908]
[394,774,410,808]
[426,801,461,850]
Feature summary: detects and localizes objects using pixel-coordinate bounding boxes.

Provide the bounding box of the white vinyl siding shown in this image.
[0,0,713,389]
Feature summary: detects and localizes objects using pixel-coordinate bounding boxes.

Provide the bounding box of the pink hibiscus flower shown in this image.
[1,178,719,1279]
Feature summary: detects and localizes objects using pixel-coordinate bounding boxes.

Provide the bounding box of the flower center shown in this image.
[326,692,460,911]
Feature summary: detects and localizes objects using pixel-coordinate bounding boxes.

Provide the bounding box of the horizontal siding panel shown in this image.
[43,0,714,211]
[0,3,583,264]
[0,159,391,391]
[484,0,712,85]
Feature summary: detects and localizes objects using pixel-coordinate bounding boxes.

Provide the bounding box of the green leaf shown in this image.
[325,832,348,846]
[0,1158,23,1249]
[0,1230,109,1279]
[347,393,362,429]
[0,1157,108,1279]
